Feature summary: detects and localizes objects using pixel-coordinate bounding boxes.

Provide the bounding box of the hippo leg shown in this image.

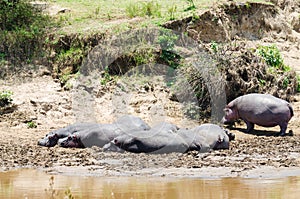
[278,123,288,136]
[224,129,235,141]
[244,120,254,133]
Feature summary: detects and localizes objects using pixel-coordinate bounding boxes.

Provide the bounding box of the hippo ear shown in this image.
[72,134,79,141]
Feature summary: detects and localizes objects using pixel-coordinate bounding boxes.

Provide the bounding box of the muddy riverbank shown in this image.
[1,75,300,178]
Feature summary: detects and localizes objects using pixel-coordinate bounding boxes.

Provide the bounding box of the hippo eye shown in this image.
[114,139,118,144]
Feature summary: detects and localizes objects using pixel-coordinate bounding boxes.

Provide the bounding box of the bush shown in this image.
[157,29,180,69]
[0,90,13,107]
[256,45,290,71]
[0,0,50,63]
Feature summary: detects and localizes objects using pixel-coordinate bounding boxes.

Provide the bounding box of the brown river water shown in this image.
[0,169,300,199]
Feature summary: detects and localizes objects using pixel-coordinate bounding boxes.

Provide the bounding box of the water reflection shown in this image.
[0,169,300,199]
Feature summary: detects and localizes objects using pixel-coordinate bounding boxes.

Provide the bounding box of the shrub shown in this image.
[184,0,196,11]
[256,45,290,71]
[0,90,13,107]
[157,29,180,69]
[27,121,37,128]
[0,0,50,63]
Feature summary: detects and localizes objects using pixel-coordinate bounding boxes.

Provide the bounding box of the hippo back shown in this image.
[114,115,150,132]
[177,129,210,152]
[234,93,293,127]
[112,130,188,154]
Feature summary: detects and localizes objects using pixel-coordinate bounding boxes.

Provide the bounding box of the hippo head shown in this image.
[37,133,59,147]
[213,135,229,150]
[113,135,140,152]
[222,106,239,124]
[58,134,84,148]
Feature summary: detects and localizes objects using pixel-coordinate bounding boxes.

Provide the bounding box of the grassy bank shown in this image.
[53,0,219,34]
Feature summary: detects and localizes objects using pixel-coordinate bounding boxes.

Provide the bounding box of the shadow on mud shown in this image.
[225,126,294,137]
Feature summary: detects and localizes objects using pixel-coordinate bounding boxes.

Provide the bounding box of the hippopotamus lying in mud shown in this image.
[38,115,150,147]
[109,122,188,154]
[106,123,234,154]
[190,124,234,150]
[222,93,293,136]
[176,129,210,153]
[102,122,179,153]
[37,123,99,147]
[38,115,234,154]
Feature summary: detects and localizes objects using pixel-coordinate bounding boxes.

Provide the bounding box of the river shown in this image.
[0,169,300,198]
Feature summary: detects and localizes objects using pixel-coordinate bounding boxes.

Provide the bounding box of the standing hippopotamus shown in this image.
[222,93,293,136]
[38,115,150,147]
[191,123,232,150]
[110,122,188,154]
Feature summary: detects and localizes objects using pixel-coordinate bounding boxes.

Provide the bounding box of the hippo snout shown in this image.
[37,138,47,146]
[57,137,68,147]
[222,117,236,126]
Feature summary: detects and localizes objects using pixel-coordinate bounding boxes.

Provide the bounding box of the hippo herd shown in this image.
[38,93,294,154]
[38,114,234,154]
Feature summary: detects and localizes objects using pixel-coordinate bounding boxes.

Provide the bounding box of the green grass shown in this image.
[52,0,223,34]
[51,0,272,34]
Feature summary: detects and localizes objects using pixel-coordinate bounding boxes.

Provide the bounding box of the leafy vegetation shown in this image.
[0,0,50,63]
[0,90,13,107]
[210,41,219,53]
[27,121,37,128]
[100,67,114,85]
[256,44,290,71]
[157,29,180,69]
[184,0,196,11]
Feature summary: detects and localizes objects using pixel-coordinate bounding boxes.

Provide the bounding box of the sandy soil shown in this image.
[0,74,300,179]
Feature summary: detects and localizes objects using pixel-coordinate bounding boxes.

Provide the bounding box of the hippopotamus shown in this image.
[58,123,121,148]
[38,115,150,147]
[114,114,151,131]
[190,123,232,150]
[103,122,179,152]
[222,93,293,136]
[38,123,99,147]
[110,122,188,154]
[176,129,210,153]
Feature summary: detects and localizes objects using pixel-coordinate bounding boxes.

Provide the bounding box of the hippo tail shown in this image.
[288,103,294,117]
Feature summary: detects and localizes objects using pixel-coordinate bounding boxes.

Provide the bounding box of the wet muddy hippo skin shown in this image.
[38,115,150,147]
[222,93,294,136]
[191,124,231,150]
[111,123,188,154]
